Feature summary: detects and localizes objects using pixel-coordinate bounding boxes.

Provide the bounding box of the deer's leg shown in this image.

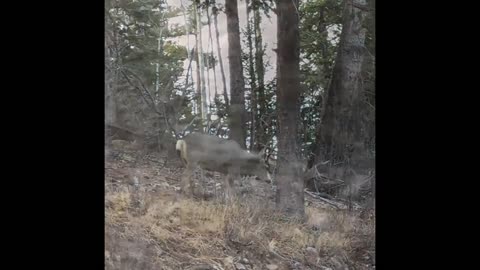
[224,174,234,200]
[223,174,232,200]
[181,164,195,196]
[225,166,240,200]
[199,169,207,199]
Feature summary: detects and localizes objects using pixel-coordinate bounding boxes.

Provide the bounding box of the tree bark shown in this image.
[225,0,247,148]
[194,2,208,120]
[246,0,257,151]
[206,4,219,97]
[194,45,202,116]
[212,5,230,108]
[105,4,117,128]
[105,13,114,125]
[310,0,371,177]
[275,0,304,218]
[253,0,266,152]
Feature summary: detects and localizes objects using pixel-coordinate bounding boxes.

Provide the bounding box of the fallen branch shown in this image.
[305,190,345,209]
[305,164,346,185]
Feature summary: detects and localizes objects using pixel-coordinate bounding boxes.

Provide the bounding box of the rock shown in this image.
[235,263,247,270]
[266,264,278,270]
[223,256,234,269]
[241,258,249,264]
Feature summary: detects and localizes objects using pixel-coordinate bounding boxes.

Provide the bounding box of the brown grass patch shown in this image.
[106,188,374,269]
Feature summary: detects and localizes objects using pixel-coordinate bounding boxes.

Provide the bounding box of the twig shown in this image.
[120,68,179,139]
[312,167,321,194]
[364,100,375,111]
[309,164,346,184]
[184,47,195,91]
[305,190,344,209]
[122,69,160,105]
[120,69,161,115]
[180,116,199,137]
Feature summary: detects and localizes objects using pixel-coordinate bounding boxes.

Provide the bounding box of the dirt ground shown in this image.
[105,148,375,270]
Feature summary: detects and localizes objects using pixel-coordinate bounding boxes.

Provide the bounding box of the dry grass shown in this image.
[105,188,375,269]
[105,147,375,269]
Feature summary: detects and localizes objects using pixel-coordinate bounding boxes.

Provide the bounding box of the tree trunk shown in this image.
[275,0,304,218]
[205,34,211,114]
[206,4,219,97]
[246,0,257,151]
[212,6,230,108]
[194,45,202,116]
[310,0,370,178]
[194,2,208,120]
[105,16,114,126]
[203,6,211,112]
[225,0,247,148]
[253,1,266,152]
[105,4,117,128]
[180,0,197,114]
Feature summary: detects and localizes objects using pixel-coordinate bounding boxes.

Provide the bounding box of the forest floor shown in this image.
[105,147,375,270]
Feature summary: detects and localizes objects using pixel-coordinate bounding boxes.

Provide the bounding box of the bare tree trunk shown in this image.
[308,1,371,204]
[311,0,370,172]
[204,14,212,112]
[212,5,230,108]
[246,0,257,151]
[225,0,247,148]
[155,5,167,102]
[105,4,118,127]
[180,0,196,112]
[253,0,266,152]
[206,4,219,98]
[105,15,114,125]
[194,45,202,116]
[275,0,304,218]
[194,2,208,120]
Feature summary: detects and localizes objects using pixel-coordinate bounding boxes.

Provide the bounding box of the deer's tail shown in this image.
[176,139,188,165]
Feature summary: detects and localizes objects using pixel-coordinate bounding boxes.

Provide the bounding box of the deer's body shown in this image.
[176,132,271,197]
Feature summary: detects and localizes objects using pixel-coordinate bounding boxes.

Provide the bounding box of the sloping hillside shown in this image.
[105,147,375,270]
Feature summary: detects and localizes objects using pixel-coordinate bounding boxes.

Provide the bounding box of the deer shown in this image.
[175,132,272,198]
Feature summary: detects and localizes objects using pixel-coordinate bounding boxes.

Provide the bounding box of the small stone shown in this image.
[266,264,278,270]
[235,263,247,270]
[223,256,234,267]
